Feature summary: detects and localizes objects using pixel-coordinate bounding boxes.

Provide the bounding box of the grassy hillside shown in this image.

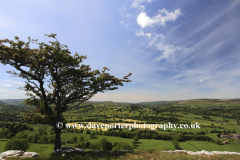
[0,98,240,159]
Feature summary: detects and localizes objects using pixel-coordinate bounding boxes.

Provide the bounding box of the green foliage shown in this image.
[5,139,29,151]
[39,134,48,144]
[90,131,97,139]
[32,133,39,143]
[75,141,85,149]
[0,34,132,149]
[89,142,101,150]
[133,135,139,141]
[48,135,55,144]
[113,142,118,148]
[27,135,33,143]
[73,136,78,143]
[132,139,137,146]
[15,132,28,139]
[146,148,158,153]
[79,135,84,142]
[172,139,181,149]
[0,122,28,139]
[112,141,134,151]
[100,138,113,150]
[215,139,224,145]
[85,141,91,148]
[38,128,48,136]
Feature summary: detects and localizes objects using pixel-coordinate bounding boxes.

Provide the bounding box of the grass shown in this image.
[27,143,55,156]
[3,150,240,160]
[179,141,240,152]
[0,140,7,153]
[137,139,174,151]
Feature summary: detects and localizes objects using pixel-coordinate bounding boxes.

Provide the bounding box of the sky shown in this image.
[0,0,240,103]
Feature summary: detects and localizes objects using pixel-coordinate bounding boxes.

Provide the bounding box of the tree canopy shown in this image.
[0,33,132,149]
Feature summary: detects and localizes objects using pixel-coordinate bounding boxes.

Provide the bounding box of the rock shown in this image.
[161,150,240,156]
[0,150,39,160]
[22,152,40,158]
[0,150,24,160]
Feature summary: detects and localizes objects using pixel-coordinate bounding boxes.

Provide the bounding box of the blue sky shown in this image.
[0,0,240,103]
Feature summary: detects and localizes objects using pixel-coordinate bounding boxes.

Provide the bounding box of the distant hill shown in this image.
[0,99,26,106]
[1,98,239,107]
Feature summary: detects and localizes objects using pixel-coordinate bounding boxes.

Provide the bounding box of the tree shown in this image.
[112,141,134,151]
[132,135,139,146]
[5,139,29,151]
[73,136,78,143]
[172,139,181,149]
[100,138,112,150]
[79,135,84,142]
[0,34,132,150]
[85,141,91,148]
[90,131,97,139]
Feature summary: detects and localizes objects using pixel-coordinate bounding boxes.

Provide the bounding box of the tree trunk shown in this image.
[54,125,61,150]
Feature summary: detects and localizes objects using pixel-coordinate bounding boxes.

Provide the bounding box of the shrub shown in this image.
[85,141,91,148]
[32,133,39,143]
[146,149,157,153]
[27,135,33,143]
[113,142,118,147]
[90,131,97,139]
[5,139,29,151]
[61,141,66,145]
[39,134,48,144]
[90,142,101,150]
[48,135,55,144]
[75,141,85,149]
[172,139,181,149]
[79,135,84,142]
[112,141,134,151]
[101,138,112,150]
[215,139,224,145]
[73,136,78,143]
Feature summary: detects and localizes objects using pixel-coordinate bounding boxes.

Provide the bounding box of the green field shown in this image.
[0,98,240,158]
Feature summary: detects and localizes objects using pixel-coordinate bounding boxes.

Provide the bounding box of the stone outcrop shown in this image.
[162,150,240,156]
[0,150,39,160]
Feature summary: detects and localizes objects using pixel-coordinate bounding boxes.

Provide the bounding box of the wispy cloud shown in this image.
[155,43,177,62]
[148,34,164,46]
[131,0,152,9]
[4,80,25,85]
[137,9,182,28]
[0,84,12,86]
[135,30,151,38]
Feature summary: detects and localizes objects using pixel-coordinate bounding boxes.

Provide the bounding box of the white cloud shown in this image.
[135,30,151,38]
[199,80,204,82]
[148,34,164,46]
[0,89,6,91]
[131,0,152,8]
[137,50,145,52]
[137,9,182,28]
[0,84,12,86]
[125,13,132,19]
[137,5,145,11]
[128,40,131,43]
[120,20,124,24]
[155,43,176,62]
[4,79,25,85]
[230,96,235,98]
